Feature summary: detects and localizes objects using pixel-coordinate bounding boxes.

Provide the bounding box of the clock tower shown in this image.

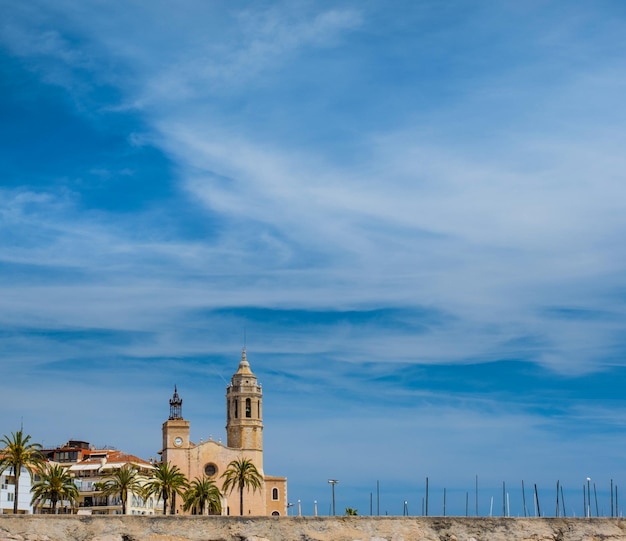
[161,386,190,460]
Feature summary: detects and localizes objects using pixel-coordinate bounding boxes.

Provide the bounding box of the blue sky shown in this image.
[2,0,626,517]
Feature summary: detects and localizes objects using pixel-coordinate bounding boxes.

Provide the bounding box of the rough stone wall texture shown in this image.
[1,516,626,541]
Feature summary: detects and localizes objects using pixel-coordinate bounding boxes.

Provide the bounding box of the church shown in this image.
[160,349,287,516]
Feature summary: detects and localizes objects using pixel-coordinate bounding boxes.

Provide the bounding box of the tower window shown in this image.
[234,399,238,418]
[272,487,279,501]
[246,398,251,418]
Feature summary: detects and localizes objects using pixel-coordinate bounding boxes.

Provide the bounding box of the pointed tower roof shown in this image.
[235,348,254,376]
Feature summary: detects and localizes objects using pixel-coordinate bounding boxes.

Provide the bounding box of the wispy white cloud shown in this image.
[1,0,626,514]
[173,6,363,93]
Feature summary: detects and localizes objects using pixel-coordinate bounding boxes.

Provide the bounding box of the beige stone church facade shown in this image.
[160,350,287,516]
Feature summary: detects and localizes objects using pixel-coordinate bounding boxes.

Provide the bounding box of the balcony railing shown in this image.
[79,501,116,508]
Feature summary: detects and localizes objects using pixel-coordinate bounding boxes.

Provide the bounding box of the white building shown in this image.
[0,466,33,514]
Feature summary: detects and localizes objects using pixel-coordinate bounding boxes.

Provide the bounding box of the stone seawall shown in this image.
[1,516,626,541]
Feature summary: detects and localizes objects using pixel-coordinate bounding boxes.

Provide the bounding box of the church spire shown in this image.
[236,347,253,375]
[169,385,183,420]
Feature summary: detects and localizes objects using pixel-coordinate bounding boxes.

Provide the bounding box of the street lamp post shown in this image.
[587,478,591,518]
[328,479,339,516]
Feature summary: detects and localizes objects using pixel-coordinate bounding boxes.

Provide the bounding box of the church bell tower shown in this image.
[226,349,263,451]
[162,386,190,459]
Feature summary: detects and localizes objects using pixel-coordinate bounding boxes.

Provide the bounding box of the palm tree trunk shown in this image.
[163,494,168,515]
[13,467,20,514]
[239,486,244,516]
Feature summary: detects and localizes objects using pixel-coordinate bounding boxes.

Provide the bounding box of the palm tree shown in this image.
[221,458,263,516]
[183,476,222,515]
[30,463,79,514]
[95,464,145,515]
[345,507,358,516]
[0,430,43,514]
[142,462,188,515]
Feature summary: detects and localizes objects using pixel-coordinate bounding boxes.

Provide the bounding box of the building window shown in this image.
[7,492,14,502]
[272,511,280,516]
[272,487,279,501]
[55,451,78,462]
[246,398,251,418]
[234,399,238,418]
[204,463,218,478]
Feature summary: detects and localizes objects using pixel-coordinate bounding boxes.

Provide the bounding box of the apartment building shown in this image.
[0,466,33,514]
[41,441,161,515]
